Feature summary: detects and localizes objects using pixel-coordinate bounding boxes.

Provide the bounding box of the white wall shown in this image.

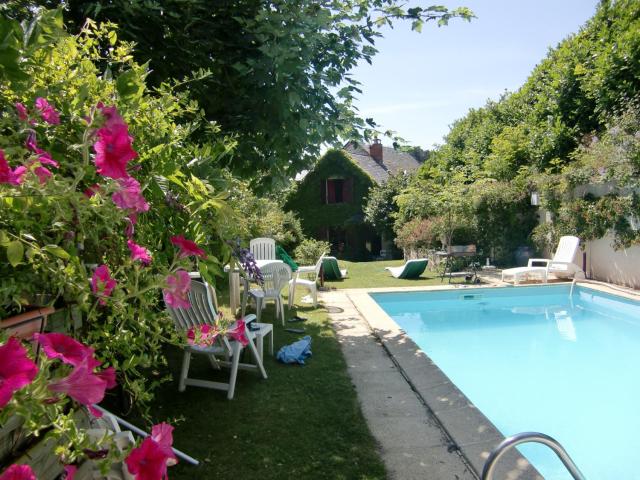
[585,235,640,289]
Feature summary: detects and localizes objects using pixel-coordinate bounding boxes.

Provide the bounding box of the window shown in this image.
[321,177,353,204]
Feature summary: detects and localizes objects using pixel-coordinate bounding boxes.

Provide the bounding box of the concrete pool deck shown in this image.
[323,281,546,480]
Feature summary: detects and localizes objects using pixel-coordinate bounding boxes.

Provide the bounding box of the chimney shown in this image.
[369,138,383,163]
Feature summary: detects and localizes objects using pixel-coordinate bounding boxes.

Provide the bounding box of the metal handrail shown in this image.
[481,432,586,480]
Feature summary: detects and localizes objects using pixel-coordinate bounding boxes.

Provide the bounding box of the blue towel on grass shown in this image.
[276,335,312,365]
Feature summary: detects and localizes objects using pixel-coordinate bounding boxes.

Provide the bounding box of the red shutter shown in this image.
[343,177,353,203]
[327,180,336,203]
[320,179,326,203]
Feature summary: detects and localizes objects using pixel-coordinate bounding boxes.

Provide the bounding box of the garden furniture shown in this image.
[249,237,276,260]
[385,258,429,279]
[288,254,325,308]
[244,262,292,326]
[501,236,584,285]
[166,278,267,400]
[321,256,348,280]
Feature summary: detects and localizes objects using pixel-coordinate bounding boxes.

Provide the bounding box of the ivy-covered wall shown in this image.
[285,149,379,260]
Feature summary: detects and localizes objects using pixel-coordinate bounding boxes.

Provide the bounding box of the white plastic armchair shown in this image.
[165,278,267,400]
[289,253,325,308]
[249,237,276,261]
[246,262,292,325]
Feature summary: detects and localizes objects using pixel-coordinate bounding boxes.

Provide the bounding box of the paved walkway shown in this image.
[322,290,477,480]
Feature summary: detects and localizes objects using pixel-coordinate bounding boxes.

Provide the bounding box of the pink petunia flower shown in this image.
[112,177,149,213]
[63,465,77,480]
[35,97,61,125]
[125,423,177,480]
[15,103,29,122]
[227,319,249,347]
[187,324,220,347]
[34,333,99,368]
[98,103,127,130]
[0,464,37,480]
[170,235,207,259]
[91,265,117,305]
[48,358,108,417]
[163,270,191,309]
[93,105,137,179]
[0,337,39,409]
[0,150,26,186]
[127,240,152,265]
[95,366,117,390]
[24,132,59,184]
[33,165,53,184]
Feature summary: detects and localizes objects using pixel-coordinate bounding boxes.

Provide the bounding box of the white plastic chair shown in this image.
[166,278,267,400]
[249,237,276,260]
[289,254,325,308]
[245,262,292,326]
[501,236,585,284]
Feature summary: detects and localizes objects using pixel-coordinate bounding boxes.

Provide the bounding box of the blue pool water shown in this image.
[371,285,640,479]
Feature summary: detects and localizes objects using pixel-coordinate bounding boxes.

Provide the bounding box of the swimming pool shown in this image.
[371,284,640,479]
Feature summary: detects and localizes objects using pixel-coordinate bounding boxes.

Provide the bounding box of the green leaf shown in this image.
[44,245,70,260]
[0,230,9,246]
[116,69,145,100]
[6,241,24,267]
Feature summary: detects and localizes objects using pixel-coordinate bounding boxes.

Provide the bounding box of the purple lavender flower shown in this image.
[228,240,263,285]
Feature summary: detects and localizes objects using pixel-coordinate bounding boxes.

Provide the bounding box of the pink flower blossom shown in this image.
[0,150,26,186]
[93,106,137,179]
[163,270,191,309]
[125,423,177,480]
[0,337,38,409]
[227,319,249,347]
[170,235,207,259]
[24,132,59,184]
[48,358,108,417]
[95,366,117,390]
[98,103,127,130]
[63,465,77,480]
[112,177,149,213]
[91,265,117,305]
[0,464,36,480]
[35,97,61,125]
[15,103,29,122]
[127,240,152,265]
[34,333,99,368]
[33,165,53,184]
[187,324,220,347]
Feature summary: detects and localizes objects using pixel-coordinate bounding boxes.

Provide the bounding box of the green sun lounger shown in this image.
[321,256,348,280]
[385,258,428,279]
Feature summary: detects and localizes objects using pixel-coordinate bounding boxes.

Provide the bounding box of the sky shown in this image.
[352,0,601,149]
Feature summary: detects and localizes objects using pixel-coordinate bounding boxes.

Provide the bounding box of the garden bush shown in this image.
[293,238,331,265]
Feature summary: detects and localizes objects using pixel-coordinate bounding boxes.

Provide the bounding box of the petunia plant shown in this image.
[0,333,177,479]
[0,11,239,410]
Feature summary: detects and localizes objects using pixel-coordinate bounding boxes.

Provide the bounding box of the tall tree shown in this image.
[10,0,473,187]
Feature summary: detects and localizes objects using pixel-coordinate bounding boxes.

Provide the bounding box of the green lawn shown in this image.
[126,295,386,480]
[322,259,474,289]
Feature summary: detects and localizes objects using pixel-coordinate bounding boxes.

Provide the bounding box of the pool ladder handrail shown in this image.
[481,432,586,480]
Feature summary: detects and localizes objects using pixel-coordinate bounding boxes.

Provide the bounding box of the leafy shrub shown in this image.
[293,238,331,265]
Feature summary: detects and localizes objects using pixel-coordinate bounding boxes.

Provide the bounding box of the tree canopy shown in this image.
[8,0,473,187]
[392,0,640,262]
